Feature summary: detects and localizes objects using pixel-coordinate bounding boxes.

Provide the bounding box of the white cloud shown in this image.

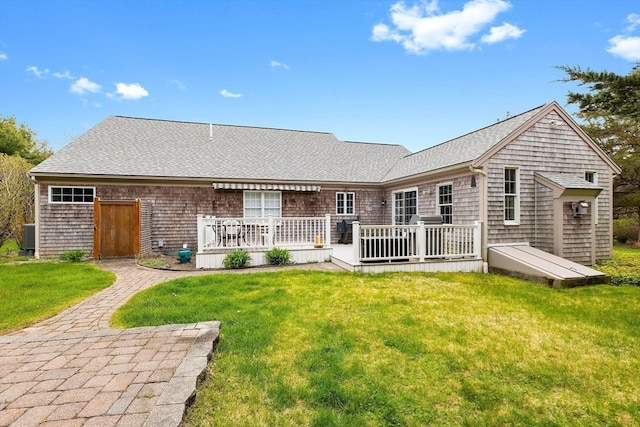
[70,77,101,95]
[371,0,524,54]
[625,13,640,32]
[53,70,75,80]
[606,13,640,61]
[481,22,525,44]
[607,35,640,61]
[114,82,149,100]
[0,52,7,60]
[270,60,290,70]
[26,65,49,78]
[170,79,186,89]
[220,89,242,98]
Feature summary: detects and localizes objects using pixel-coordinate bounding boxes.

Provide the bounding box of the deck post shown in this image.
[324,214,332,249]
[417,221,426,262]
[267,215,274,249]
[352,221,360,263]
[197,215,204,253]
[474,221,482,259]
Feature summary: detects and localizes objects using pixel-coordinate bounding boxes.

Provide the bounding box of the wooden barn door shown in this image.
[94,199,140,259]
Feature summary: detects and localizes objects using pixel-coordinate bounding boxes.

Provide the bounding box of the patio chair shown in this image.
[222,220,246,246]
[205,224,219,248]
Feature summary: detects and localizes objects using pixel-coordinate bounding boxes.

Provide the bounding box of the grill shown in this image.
[337,217,359,244]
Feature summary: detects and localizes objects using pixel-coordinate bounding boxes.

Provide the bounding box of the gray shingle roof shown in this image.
[536,172,603,190]
[30,117,411,183]
[381,104,547,182]
[31,103,553,185]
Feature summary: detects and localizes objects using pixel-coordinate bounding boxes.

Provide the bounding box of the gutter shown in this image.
[469,165,488,271]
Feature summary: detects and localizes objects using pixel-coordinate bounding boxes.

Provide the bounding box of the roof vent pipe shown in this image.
[209,123,213,139]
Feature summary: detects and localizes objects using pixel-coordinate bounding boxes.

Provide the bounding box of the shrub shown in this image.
[223,250,251,269]
[265,247,294,266]
[60,250,86,262]
[613,217,639,243]
[595,248,640,286]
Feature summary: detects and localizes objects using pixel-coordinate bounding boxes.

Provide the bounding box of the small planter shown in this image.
[177,248,192,263]
[314,235,324,248]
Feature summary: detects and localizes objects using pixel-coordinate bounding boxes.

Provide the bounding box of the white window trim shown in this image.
[336,192,355,216]
[243,191,282,218]
[436,182,453,224]
[48,185,96,204]
[392,186,419,225]
[585,171,598,224]
[504,167,520,225]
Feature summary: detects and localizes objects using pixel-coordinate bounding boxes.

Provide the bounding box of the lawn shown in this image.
[113,270,640,426]
[0,262,116,333]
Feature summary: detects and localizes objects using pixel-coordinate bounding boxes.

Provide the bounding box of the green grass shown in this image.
[0,262,116,333]
[595,246,640,286]
[0,239,28,265]
[113,271,640,426]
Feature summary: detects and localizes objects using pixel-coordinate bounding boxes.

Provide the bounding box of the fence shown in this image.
[353,221,481,263]
[197,214,332,253]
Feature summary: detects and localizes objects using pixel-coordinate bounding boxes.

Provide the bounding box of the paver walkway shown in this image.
[0,260,220,427]
[1,260,343,427]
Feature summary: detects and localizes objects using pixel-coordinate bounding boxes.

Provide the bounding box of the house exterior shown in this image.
[29,101,620,267]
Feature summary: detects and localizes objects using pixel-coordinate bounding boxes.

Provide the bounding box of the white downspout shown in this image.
[31,176,40,259]
[469,165,488,272]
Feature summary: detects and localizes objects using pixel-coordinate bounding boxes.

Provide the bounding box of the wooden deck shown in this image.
[330,244,484,274]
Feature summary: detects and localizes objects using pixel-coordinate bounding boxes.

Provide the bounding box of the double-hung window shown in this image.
[437,183,453,224]
[504,167,520,224]
[336,192,355,215]
[244,191,281,218]
[393,188,417,225]
[49,186,95,204]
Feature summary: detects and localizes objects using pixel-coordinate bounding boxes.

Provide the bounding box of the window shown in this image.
[585,171,598,224]
[244,191,281,218]
[49,186,95,204]
[585,171,595,184]
[504,167,520,224]
[393,188,417,225]
[437,183,453,224]
[336,192,355,215]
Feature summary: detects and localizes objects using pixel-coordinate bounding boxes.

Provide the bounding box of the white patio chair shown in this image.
[222,220,246,246]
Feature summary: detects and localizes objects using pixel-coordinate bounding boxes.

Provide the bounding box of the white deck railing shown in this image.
[197,214,332,252]
[353,221,481,263]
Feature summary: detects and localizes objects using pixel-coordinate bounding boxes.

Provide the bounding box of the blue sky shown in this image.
[1,0,638,153]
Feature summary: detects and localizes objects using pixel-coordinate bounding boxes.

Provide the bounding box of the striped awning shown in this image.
[213,182,321,192]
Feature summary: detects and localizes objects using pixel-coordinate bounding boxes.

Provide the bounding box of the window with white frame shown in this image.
[336,192,355,215]
[504,167,520,224]
[393,188,417,225]
[49,186,95,204]
[585,171,598,224]
[437,183,453,224]
[244,191,281,218]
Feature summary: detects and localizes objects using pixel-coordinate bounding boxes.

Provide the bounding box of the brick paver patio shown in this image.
[0,260,219,427]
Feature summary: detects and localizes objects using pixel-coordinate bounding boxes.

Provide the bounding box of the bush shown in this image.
[265,247,294,266]
[595,248,640,286]
[60,250,86,262]
[613,217,639,243]
[223,250,251,269]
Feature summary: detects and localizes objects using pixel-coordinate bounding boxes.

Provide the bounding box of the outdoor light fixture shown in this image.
[572,201,589,217]
[471,176,477,187]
